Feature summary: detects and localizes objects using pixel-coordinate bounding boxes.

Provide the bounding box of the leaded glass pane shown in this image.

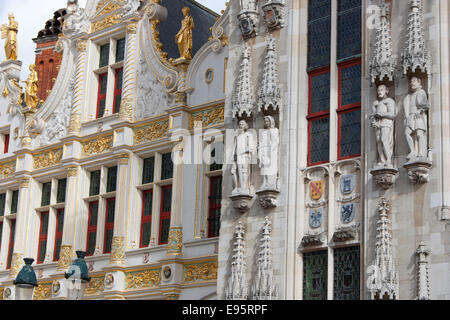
[54,238,62,261]
[160,218,170,244]
[99,44,110,68]
[310,118,330,164]
[10,190,18,214]
[337,1,362,61]
[161,153,173,180]
[38,240,47,263]
[142,157,155,184]
[141,222,151,247]
[89,203,99,227]
[334,246,360,300]
[87,232,96,256]
[308,17,331,70]
[143,192,153,217]
[57,178,66,204]
[57,210,64,233]
[208,209,221,238]
[311,72,330,114]
[0,193,6,216]
[303,250,328,300]
[98,99,106,119]
[162,187,172,213]
[0,223,2,249]
[309,0,331,21]
[105,229,113,253]
[41,182,51,207]
[340,110,361,158]
[210,177,222,207]
[99,74,108,95]
[115,38,126,63]
[340,64,361,106]
[107,166,117,193]
[107,199,116,223]
[89,171,101,196]
[41,213,49,235]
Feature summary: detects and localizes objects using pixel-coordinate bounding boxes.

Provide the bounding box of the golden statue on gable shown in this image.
[1,13,18,61]
[175,7,194,61]
[21,64,39,111]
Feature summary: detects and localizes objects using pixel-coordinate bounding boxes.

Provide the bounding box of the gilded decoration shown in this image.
[85,275,105,296]
[0,161,15,179]
[189,106,224,129]
[125,269,161,290]
[1,13,18,61]
[127,22,138,34]
[9,253,23,279]
[0,287,4,300]
[91,14,123,33]
[57,245,72,271]
[33,282,52,300]
[20,178,30,189]
[67,166,79,177]
[134,120,169,145]
[151,20,173,67]
[167,227,183,256]
[183,261,218,283]
[82,135,113,157]
[118,153,130,165]
[110,236,125,264]
[33,148,63,170]
[95,0,123,15]
[175,7,194,61]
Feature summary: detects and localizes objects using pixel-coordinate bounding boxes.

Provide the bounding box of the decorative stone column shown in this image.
[110,153,131,265]
[119,20,139,122]
[57,166,79,271]
[68,37,88,136]
[9,178,31,279]
[167,140,185,256]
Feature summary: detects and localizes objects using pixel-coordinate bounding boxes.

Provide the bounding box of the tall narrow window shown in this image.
[337,0,362,62]
[86,202,99,256]
[303,250,328,300]
[113,68,123,114]
[41,182,51,207]
[89,170,101,196]
[208,176,222,238]
[334,246,360,300]
[161,153,173,181]
[106,166,118,193]
[0,222,3,252]
[307,0,331,71]
[103,198,115,254]
[57,178,67,204]
[7,219,16,269]
[159,186,172,245]
[115,38,126,63]
[210,145,223,172]
[3,134,9,154]
[37,212,49,264]
[97,73,108,119]
[142,157,155,185]
[0,193,6,217]
[99,44,110,68]
[140,190,153,248]
[10,190,18,214]
[54,209,64,262]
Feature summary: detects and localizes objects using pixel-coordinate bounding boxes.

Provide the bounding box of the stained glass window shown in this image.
[57,178,67,204]
[334,246,360,300]
[89,170,101,196]
[107,166,117,193]
[340,64,361,107]
[303,250,328,300]
[159,186,172,245]
[339,110,361,158]
[310,71,331,114]
[140,190,153,248]
[142,157,155,184]
[41,182,51,207]
[97,73,108,119]
[104,198,115,254]
[99,44,110,68]
[310,118,330,165]
[337,0,361,62]
[0,193,6,216]
[87,202,98,256]
[161,153,173,181]
[37,212,49,264]
[115,38,126,63]
[54,209,64,261]
[113,68,123,114]
[308,0,331,70]
[208,176,222,238]
[10,190,18,214]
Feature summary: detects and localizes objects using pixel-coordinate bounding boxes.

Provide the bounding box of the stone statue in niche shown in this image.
[231,120,256,195]
[258,116,279,190]
[371,85,395,167]
[404,77,429,162]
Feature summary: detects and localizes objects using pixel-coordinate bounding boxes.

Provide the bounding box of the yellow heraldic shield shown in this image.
[310,180,325,200]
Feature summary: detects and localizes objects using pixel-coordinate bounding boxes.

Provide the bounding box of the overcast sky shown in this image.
[0,0,226,81]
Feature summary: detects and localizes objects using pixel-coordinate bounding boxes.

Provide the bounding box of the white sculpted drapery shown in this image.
[232,120,256,195]
[371,85,395,167]
[258,116,279,190]
[403,77,430,161]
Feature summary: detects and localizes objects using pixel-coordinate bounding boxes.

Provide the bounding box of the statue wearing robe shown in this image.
[232,120,256,194]
[258,116,279,189]
[175,7,194,60]
[22,65,39,110]
[1,14,18,61]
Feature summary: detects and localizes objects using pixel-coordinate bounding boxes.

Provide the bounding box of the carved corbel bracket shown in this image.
[262,0,286,31]
[230,193,254,214]
[370,167,399,189]
[404,160,432,184]
[300,232,327,251]
[256,188,280,209]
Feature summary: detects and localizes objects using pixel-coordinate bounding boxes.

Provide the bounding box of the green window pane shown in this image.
[115,38,126,62]
[142,157,155,184]
[0,193,6,216]
[57,179,67,204]
[161,153,173,180]
[89,171,101,196]
[10,190,19,214]
[334,246,360,300]
[303,250,328,300]
[107,166,117,193]
[99,44,110,68]
[41,182,51,207]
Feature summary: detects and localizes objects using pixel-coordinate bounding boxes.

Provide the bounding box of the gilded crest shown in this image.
[310,180,324,200]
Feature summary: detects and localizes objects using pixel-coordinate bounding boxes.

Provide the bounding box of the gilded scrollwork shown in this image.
[189,106,225,130]
[91,14,123,33]
[33,282,52,300]
[57,245,72,271]
[0,287,4,300]
[125,269,161,289]
[183,261,218,283]
[0,161,15,179]
[82,135,113,157]
[134,121,169,145]
[110,236,125,265]
[85,276,105,296]
[33,148,63,170]
[9,253,23,279]
[167,227,183,255]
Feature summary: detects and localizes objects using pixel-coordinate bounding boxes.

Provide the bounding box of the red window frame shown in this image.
[140,190,153,248]
[159,186,172,245]
[3,134,9,154]
[53,208,64,262]
[208,176,222,238]
[37,211,49,264]
[307,66,331,167]
[7,219,15,269]
[113,68,123,114]
[86,201,99,257]
[337,58,362,161]
[103,198,115,254]
[96,73,108,119]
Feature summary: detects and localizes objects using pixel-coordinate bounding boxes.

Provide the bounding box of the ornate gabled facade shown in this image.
[0,0,449,301]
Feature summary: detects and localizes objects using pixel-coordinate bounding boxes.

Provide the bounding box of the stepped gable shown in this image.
[158,0,218,60]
